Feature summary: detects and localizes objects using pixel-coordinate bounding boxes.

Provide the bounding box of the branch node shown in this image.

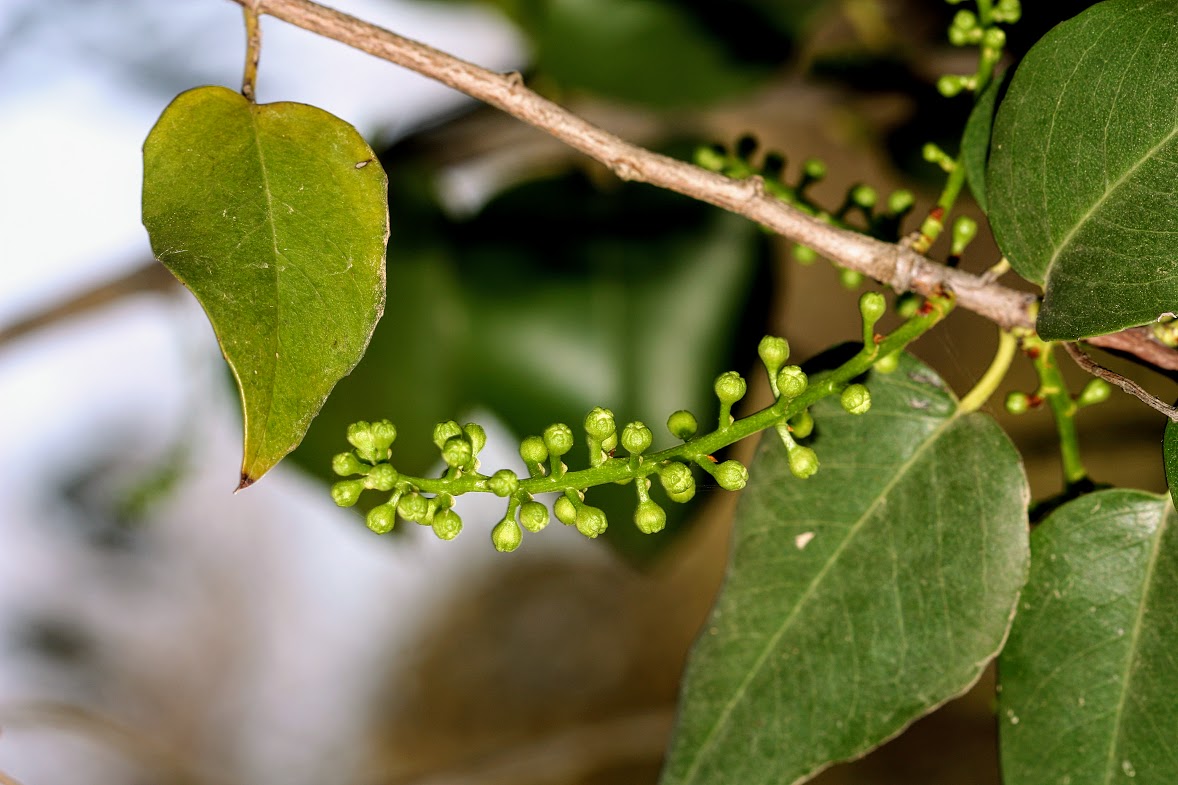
[611,158,640,182]
[503,70,524,90]
[890,247,917,294]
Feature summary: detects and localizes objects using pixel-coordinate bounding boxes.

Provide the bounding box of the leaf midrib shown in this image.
[677,410,959,785]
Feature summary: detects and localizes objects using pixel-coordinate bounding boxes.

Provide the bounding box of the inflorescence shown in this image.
[331,291,954,552]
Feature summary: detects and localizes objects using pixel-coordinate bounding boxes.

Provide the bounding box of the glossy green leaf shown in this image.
[661,352,1030,785]
[998,489,1178,785]
[987,0,1178,340]
[961,69,1006,214]
[1166,420,1178,511]
[143,86,388,486]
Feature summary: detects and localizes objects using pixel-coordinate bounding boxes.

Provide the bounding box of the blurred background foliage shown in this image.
[0,0,1160,784]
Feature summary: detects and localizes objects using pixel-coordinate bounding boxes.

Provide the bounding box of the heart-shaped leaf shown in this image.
[661,351,1030,785]
[987,0,1178,340]
[143,86,388,487]
[999,489,1178,785]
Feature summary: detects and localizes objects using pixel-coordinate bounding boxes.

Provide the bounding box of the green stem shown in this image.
[392,295,954,500]
[1030,339,1088,487]
[959,329,1017,413]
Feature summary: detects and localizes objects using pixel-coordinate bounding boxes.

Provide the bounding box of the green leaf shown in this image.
[998,489,1178,785]
[661,352,1030,785]
[1167,420,1178,511]
[961,69,1006,214]
[142,86,388,486]
[986,0,1178,340]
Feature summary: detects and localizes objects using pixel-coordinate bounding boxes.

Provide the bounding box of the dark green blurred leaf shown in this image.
[1166,419,1178,511]
[999,489,1178,785]
[662,351,1029,785]
[987,0,1178,340]
[143,86,388,486]
[961,69,1006,213]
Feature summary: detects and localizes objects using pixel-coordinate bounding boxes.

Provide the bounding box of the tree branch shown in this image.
[1061,342,1178,421]
[21,0,1107,379]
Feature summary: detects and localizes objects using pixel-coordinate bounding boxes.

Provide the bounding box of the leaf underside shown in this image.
[998,489,1178,785]
[987,0,1178,340]
[143,86,388,486]
[660,351,1030,785]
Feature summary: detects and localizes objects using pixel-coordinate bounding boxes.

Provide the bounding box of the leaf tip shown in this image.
[236,472,257,493]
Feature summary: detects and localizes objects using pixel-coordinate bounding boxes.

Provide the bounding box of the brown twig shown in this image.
[219,0,1178,376]
[1062,342,1178,421]
[241,0,262,101]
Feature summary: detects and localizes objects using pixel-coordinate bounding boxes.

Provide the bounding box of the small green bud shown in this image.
[554,495,578,526]
[397,492,430,523]
[520,435,549,465]
[487,469,520,497]
[777,366,809,399]
[432,420,463,450]
[543,423,574,457]
[850,184,877,210]
[803,157,827,180]
[714,371,747,406]
[347,421,383,462]
[442,435,473,469]
[887,189,915,215]
[366,503,397,534]
[792,244,818,265]
[667,410,698,441]
[758,336,790,375]
[839,268,864,289]
[621,421,653,455]
[331,479,365,507]
[875,351,900,374]
[951,216,979,256]
[575,505,608,539]
[952,9,978,31]
[634,499,667,535]
[601,432,618,453]
[859,291,887,326]
[432,509,463,541]
[841,384,872,415]
[994,0,1021,23]
[659,462,696,503]
[922,143,956,172]
[584,407,616,441]
[694,143,727,172]
[519,501,550,533]
[1078,378,1112,407]
[370,419,397,450]
[789,409,814,439]
[715,460,749,491]
[491,517,523,553]
[364,463,399,491]
[895,292,921,319]
[983,27,1006,51]
[463,423,487,456]
[332,452,367,477]
[1004,391,1030,415]
[788,446,819,479]
[937,74,967,97]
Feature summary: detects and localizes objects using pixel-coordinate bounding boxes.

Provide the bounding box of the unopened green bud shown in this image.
[758,336,790,375]
[347,421,381,462]
[788,446,819,479]
[331,479,365,507]
[792,244,818,265]
[492,517,523,552]
[895,292,921,319]
[463,423,487,456]
[659,462,696,502]
[364,463,399,491]
[715,460,749,491]
[519,501,550,533]
[994,0,1021,23]
[983,27,1006,51]
[667,410,698,440]
[432,509,463,541]
[397,492,430,523]
[1078,378,1112,407]
[1004,391,1030,415]
[803,158,827,180]
[584,407,616,441]
[953,9,978,30]
[714,372,747,406]
[839,268,864,289]
[789,408,814,438]
[543,423,574,457]
[634,499,667,535]
[621,421,653,455]
[694,143,727,172]
[432,420,463,450]
[332,452,367,477]
[487,469,520,497]
[442,435,473,469]
[366,503,397,534]
[850,184,877,210]
[859,291,887,326]
[875,351,901,374]
[520,435,548,465]
[887,189,915,215]
[554,495,578,525]
[575,505,608,539]
[777,366,809,399]
[370,419,397,450]
[937,74,974,97]
[951,216,978,256]
[841,384,872,415]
